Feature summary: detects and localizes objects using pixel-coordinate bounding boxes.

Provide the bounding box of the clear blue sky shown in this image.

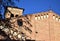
[1,0,60,19]
[16,0,60,15]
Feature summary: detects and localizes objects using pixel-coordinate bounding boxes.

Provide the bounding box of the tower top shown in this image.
[5,6,24,19]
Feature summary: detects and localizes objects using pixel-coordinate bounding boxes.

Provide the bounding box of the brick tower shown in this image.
[4,7,60,41]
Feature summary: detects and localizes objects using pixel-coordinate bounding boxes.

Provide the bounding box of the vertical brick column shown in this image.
[48,11,55,41]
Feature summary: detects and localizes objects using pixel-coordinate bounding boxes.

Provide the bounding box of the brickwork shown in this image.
[28,11,60,41]
[3,7,60,41]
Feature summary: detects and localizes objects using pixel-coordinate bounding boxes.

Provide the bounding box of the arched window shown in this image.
[17,19,23,26]
[11,14,14,17]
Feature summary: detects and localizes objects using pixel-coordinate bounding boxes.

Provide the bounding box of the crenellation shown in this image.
[55,16,59,21]
[59,18,60,22]
[52,14,60,22]
[34,13,49,21]
[40,14,44,19]
[37,15,41,20]
[46,14,49,18]
[44,14,46,19]
[35,15,38,20]
[53,15,55,19]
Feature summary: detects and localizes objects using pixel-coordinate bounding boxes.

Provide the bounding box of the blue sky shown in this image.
[16,0,60,15]
[0,0,60,19]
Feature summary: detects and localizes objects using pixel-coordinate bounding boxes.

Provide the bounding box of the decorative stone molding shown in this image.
[46,14,49,18]
[53,15,55,19]
[56,16,59,21]
[35,14,49,20]
[59,18,60,22]
[52,15,60,22]
[41,15,43,19]
[38,16,40,20]
[18,34,21,39]
[44,14,46,19]
[10,30,13,34]
[0,26,4,29]
[35,16,38,20]
[13,32,17,36]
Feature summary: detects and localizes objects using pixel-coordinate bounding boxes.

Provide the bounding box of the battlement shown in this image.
[26,10,60,23]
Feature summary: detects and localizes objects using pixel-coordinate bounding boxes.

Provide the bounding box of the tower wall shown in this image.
[5,7,23,19]
[28,11,60,41]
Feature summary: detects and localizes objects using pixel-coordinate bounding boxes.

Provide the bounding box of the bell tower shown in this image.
[5,7,24,19]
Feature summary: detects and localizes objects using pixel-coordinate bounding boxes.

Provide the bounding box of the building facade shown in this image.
[0,7,60,41]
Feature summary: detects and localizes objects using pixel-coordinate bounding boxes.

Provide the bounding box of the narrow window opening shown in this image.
[15,15,18,17]
[11,14,14,17]
[17,19,23,26]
